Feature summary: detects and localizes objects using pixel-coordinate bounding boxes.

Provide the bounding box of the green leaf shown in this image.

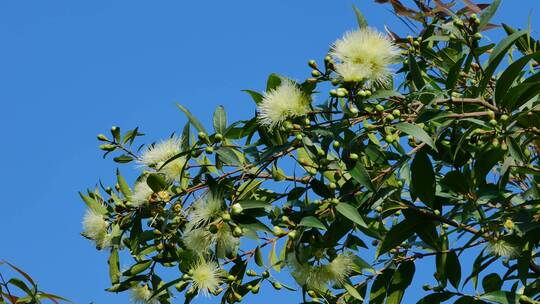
[478,0,501,31]
[441,170,469,194]
[369,268,395,304]
[79,192,107,215]
[213,105,227,134]
[215,147,241,165]
[495,52,540,104]
[238,200,270,209]
[369,90,403,99]
[3,261,35,288]
[352,4,368,28]
[113,154,133,163]
[349,161,375,191]
[255,246,264,267]
[387,261,415,304]
[123,260,152,276]
[410,151,435,204]
[146,173,167,192]
[242,89,264,105]
[298,216,327,230]
[266,73,282,92]
[116,169,132,198]
[335,203,368,229]
[344,282,364,301]
[408,53,425,90]
[482,273,502,293]
[108,249,120,284]
[476,30,528,95]
[376,218,416,258]
[503,80,540,111]
[480,291,520,304]
[416,293,454,304]
[395,123,437,151]
[447,251,461,289]
[176,104,207,134]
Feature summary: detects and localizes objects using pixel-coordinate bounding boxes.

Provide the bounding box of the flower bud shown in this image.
[308,60,317,69]
[198,131,207,140]
[214,133,223,142]
[231,203,243,215]
[311,70,321,77]
[99,144,116,151]
[349,153,359,160]
[97,134,109,141]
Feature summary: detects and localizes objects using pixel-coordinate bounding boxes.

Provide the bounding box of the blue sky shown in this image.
[0,1,538,303]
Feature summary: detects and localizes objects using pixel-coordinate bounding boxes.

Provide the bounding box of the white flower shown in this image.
[140,137,187,181]
[130,181,154,207]
[257,79,310,129]
[182,228,213,254]
[331,28,399,84]
[82,209,108,243]
[288,253,355,291]
[130,284,157,304]
[189,258,223,297]
[334,61,372,82]
[488,240,519,258]
[188,191,224,227]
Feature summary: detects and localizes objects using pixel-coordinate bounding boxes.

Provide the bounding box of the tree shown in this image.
[80,0,540,303]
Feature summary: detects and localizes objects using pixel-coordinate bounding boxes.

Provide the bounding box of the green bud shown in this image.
[273,226,286,236]
[198,131,207,140]
[222,212,231,222]
[434,210,441,216]
[232,226,243,237]
[333,140,341,148]
[311,70,321,77]
[487,110,495,119]
[375,104,385,112]
[214,133,223,142]
[385,114,395,121]
[205,146,214,154]
[308,60,317,69]
[97,134,109,141]
[358,90,367,97]
[392,109,401,117]
[500,114,509,121]
[272,282,282,290]
[474,33,483,40]
[442,223,449,229]
[295,134,303,141]
[227,275,236,282]
[385,135,394,143]
[331,198,340,204]
[251,284,260,294]
[365,90,372,96]
[262,271,270,278]
[349,153,359,160]
[329,182,337,190]
[470,13,478,20]
[329,89,338,97]
[422,284,432,291]
[288,230,297,240]
[231,203,243,215]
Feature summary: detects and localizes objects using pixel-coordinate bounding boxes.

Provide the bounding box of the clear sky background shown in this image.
[0,1,538,303]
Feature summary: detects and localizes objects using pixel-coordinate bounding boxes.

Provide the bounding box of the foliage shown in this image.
[81,0,540,303]
[0,261,69,304]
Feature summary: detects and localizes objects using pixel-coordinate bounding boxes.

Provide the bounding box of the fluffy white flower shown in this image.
[334,61,372,82]
[82,209,108,242]
[257,79,310,129]
[140,137,187,181]
[488,240,519,258]
[130,284,157,304]
[188,191,224,227]
[189,258,223,297]
[288,253,355,291]
[331,28,399,84]
[182,228,213,254]
[130,181,154,207]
